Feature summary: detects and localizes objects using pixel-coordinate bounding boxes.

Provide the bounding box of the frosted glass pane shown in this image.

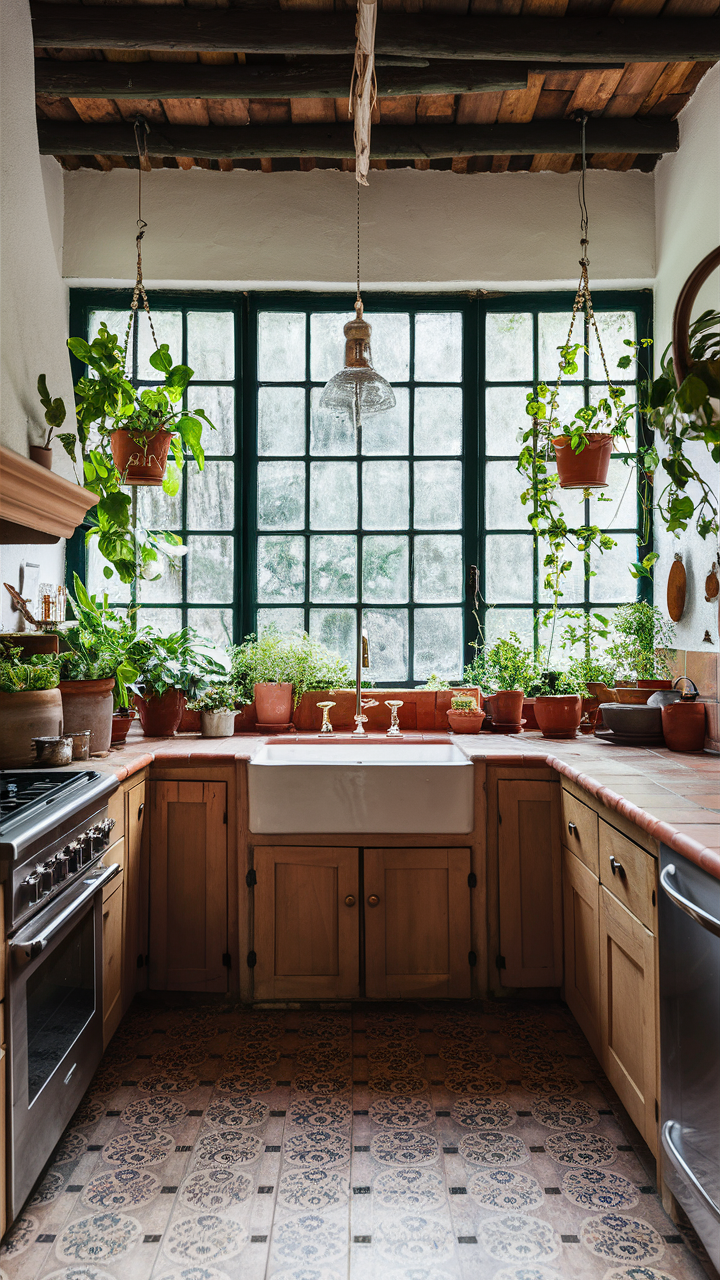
[310,535,357,602]
[589,458,638,530]
[590,534,638,603]
[187,608,233,656]
[414,535,462,603]
[257,536,305,603]
[258,312,306,382]
[539,312,576,381]
[363,536,409,603]
[483,607,534,651]
[137,311,182,381]
[309,608,355,669]
[310,388,355,457]
[137,482,182,532]
[485,461,528,531]
[590,311,636,381]
[538,538,585,606]
[362,461,409,530]
[258,387,306,456]
[364,608,408,683]
[414,386,463,455]
[187,535,234,603]
[310,312,352,382]
[136,608,183,636]
[414,608,462,681]
[257,608,304,636]
[363,311,410,382]
[188,386,235,455]
[414,461,462,529]
[415,312,462,382]
[310,461,357,530]
[187,311,234,380]
[137,556,182,605]
[257,461,305,530]
[485,386,530,457]
[362,388,409,456]
[88,309,128,346]
[486,313,533,381]
[86,539,131,605]
[187,461,234,530]
[554,384,585,433]
[485,534,533,603]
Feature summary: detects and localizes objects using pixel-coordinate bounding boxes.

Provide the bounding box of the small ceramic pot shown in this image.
[552,432,612,488]
[662,701,707,752]
[447,709,486,734]
[135,688,184,736]
[29,445,53,469]
[111,710,136,744]
[33,735,73,766]
[201,709,236,738]
[254,682,293,724]
[534,694,582,739]
[494,690,525,725]
[522,697,538,731]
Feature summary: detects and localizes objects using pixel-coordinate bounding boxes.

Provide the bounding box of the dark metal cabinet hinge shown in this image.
[246,869,257,888]
[468,872,477,888]
[247,950,257,968]
[468,951,477,967]
[496,954,506,970]
[222,952,232,968]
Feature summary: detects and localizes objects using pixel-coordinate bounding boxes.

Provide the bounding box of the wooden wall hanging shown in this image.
[705,563,719,602]
[667,552,686,622]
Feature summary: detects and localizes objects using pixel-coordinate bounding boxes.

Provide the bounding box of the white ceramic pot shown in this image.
[201,709,236,738]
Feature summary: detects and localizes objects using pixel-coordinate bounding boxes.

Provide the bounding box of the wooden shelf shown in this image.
[0,446,97,542]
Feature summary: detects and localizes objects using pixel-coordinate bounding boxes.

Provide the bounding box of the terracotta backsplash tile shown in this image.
[686,649,719,700]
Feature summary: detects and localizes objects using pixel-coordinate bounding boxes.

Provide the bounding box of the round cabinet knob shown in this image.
[344,895,356,907]
[367,894,380,907]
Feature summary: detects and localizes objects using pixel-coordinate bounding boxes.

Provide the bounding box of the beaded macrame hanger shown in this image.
[122,115,159,372]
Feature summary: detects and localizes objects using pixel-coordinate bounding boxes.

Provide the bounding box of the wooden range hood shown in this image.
[0,446,97,543]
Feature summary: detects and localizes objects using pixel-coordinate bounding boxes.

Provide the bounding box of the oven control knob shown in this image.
[79,832,96,864]
[65,841,81,874]
[100,818,116,844]
[40,863,55,894]
[23,871,41,904]
[56,850,71,881]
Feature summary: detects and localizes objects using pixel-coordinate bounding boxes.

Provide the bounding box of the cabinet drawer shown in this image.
[562,790,599,875]
[107,786,125,840]
[101,835,126,880]
[599,821,656,930]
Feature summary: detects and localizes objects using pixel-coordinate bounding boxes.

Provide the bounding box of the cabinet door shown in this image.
[103,877,124,1047]
[253,847,360,1000]
[124,778,147,1009]
[563,847,601,1053]
[149,781,228,992]
[498,779,562,987]
[364,848,472,999]
[599,885,657,1152]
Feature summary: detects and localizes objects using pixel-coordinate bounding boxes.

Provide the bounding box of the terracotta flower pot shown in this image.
[447,709,486,734]
[135,687,184,736]
[111,710,136,744]
[111,428,173,486]
[494,690,525,725]
[59,677,115,754]
[522,697,538,731]
[178,702,202,733]
[254,682,293,725]
[29,445,52,469]
[534,694,582,739]
[0,688,63,767]
[552,433,613,489]
[661,701,707,752]
[615,688,652,705]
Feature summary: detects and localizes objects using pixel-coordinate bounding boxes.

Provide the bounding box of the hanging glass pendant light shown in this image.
[319,188,396,422]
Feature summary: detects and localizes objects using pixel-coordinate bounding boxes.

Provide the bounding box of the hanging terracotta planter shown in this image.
[111,427,173,486]
[552,433,613,489]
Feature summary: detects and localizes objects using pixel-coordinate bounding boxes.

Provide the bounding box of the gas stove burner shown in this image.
[0,770,103,833]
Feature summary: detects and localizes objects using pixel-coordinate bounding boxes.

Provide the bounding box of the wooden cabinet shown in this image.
[364,848,472,998]
[599,885,658,1152]
[123,778,147,1007]
[498,779,562,987]
[562,847,601,1054]
[149,780,228,992]
[599,820,656,931]
[253,847,360,1000]
[562,791,599,875]
[102,873,124,1047]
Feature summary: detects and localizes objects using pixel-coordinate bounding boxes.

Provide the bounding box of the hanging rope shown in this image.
[123,114,158,370]
[349,0,378,186]
[356,183,361,304]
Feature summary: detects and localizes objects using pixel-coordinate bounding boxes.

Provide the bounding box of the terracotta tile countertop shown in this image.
[104,726,720,881]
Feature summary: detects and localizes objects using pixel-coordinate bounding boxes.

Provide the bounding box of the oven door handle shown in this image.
[10,864,120,961]
[662,1121,720,1223]
[660,864,720,938]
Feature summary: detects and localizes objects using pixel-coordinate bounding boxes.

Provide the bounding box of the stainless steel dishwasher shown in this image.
[659,844,720,1270]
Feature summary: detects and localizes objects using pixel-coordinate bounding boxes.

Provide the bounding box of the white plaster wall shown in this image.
[653,63,720,654]
[0,543,66,633]
[63,166,655,290]
[0,0,76,478]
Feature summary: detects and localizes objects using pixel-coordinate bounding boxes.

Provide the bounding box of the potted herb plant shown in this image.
[447,694,486,735]
[0,643,63,767]
[606,602,676,688]
[59,576,139,753]
[31,375,76,470]
[186,684,238,738]
[533,670,583,739]
[131,626,226,737]
[230,628,353,728]
[479,633,535,730]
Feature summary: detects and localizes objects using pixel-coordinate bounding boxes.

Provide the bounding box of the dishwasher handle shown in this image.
[662,1121,720,1224]
[660,864,720,939]
[10,864,120,961]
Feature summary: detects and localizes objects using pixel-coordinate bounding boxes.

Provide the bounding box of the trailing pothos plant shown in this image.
[647,308,720,538]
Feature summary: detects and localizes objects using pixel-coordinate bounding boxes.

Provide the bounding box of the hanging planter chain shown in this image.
[122,114,159,373]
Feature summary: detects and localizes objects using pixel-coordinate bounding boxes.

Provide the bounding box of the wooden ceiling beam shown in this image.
[34,58,530,99]
[36,117,678,158]
[30,4,720,62]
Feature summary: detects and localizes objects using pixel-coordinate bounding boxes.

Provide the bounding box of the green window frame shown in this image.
[68,287,652,682]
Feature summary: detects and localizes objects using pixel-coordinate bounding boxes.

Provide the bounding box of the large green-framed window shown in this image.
[69,288,651,682]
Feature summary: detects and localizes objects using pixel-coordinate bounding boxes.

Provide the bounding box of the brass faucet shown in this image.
[354,618,377,735]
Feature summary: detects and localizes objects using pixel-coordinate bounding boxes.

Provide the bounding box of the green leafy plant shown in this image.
[555,609,616,695]
[36,374,75,455]
[465,632,538,694]
[187,684,239,712]
[605,601,676,682]
[422,673,451,690]
[0,643,61,692]
[130,626,225,702]
[647,309,720,538]
[451,695,477,711]
[229,628,353,710]
[61,575,139,704]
